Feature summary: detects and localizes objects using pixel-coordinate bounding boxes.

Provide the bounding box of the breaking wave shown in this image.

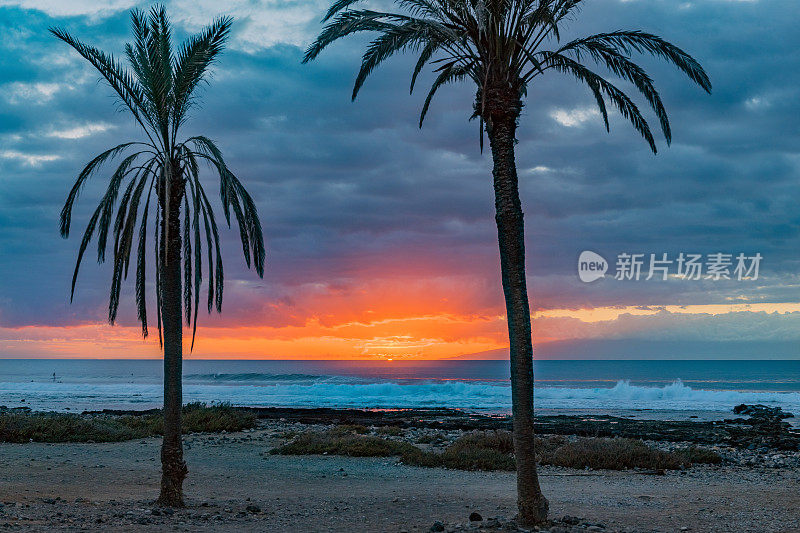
[2,377,799,414]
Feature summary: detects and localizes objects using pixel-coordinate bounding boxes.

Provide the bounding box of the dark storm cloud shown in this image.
[0,0,799,332]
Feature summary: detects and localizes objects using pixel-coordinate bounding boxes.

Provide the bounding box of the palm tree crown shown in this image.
[53,6,265,348]
[304,0,712,149]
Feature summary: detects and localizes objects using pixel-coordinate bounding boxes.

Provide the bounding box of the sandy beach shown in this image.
[1,419,799,533]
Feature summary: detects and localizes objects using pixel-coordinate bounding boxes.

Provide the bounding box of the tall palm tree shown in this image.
[304,0,710,524]
[52,6,265,506]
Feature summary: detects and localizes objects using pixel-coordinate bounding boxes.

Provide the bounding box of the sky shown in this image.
[0,0,799,360]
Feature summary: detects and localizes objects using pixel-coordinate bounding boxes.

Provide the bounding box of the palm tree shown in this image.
[304,0,710,524]
[52,6,265,506]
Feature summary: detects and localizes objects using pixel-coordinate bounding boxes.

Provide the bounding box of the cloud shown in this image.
[0,0,137,18]
[46,122,113,139]
[1,81,65,104]
[1,0,330,49]
[169,0,329,50]
[0,149,60,165]
[549,107,601,128]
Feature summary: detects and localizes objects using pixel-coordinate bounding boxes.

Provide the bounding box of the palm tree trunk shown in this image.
[486,103,549,526]
[157,175,188,506]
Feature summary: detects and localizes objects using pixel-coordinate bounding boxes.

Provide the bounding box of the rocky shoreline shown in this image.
[88,402,800,452]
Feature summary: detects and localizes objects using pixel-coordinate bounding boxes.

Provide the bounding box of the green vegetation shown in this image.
[272,428,722,472]
[271,429,417,457]
[375,425,403,436]
[332,424,370,435]
[0,403,256,443]
[539,437,685,471]
[674,445,724,465]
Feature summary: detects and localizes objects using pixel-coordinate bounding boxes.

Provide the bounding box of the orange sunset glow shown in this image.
[4,286,798,359]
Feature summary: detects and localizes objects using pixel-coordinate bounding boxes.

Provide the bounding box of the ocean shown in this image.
[1,359,799,420]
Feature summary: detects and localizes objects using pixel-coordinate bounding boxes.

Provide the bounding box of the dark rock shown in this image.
[733,404,793,419]
[728,404,799,451]
[245,504,261,514]
[560,516,582,525]
[469,512,483,522]
[430,521,445,532]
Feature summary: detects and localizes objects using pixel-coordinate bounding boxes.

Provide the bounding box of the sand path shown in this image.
[0,429,798,532]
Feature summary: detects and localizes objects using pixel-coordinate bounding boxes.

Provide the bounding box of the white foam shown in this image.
[1,378,799,414]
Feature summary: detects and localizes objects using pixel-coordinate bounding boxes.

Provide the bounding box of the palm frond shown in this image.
[579,31,711,93]
[550,39,671,142]
[135,181,154,337]
[49,28,158,140]
[172,16,232,131]
[303,11,400,63]
[60,143,140,238]
[109,168,151,323]
[420,62,471,126]
[182,193,192,326]
[322,0,367,21]
[546,53,656,152]
[410,41,440,93]
[354,21,452,100]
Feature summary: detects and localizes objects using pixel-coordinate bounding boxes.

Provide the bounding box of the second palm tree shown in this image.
[304,0,710,524]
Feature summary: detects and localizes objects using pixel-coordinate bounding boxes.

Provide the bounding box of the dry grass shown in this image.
[404,431,721,471]
[540,437,686,470]
[268,427,724,472]
[674,445,724,465]
[331,424,370,435]
[0,403,257,443]
[270,430,417,457]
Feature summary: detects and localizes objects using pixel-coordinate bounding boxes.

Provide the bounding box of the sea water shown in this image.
[0,359,799,419]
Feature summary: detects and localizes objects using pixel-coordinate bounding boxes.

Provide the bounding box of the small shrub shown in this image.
[401,432,700,472]
[415,434,440,444]
[674,446,723,465]
[0,411,141,443]
[402,431,516,471]
[376,425,403,436]
[450,430,515,454]
[542,438,686,470]
[181,402,257,433]
[331,424,369,435]
[270,430,417,457]
[399,447,443,468]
